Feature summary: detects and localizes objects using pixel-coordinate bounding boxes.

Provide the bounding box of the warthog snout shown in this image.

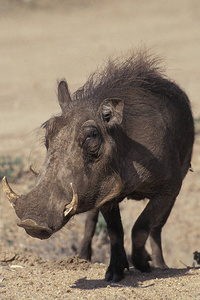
[18,219,53,239]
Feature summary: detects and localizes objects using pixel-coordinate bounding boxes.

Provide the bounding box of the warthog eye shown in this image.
[86,128,99,140]
[82,126,102,160]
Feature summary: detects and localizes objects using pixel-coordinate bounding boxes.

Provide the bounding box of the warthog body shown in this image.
[3,51,194,282]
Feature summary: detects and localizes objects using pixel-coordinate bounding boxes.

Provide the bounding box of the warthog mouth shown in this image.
[18,219,53,240]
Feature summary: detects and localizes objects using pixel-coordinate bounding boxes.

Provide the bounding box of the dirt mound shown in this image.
[1,250,200,299]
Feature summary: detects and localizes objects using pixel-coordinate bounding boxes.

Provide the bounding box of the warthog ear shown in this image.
[100,98,124,126]
[58,80,72,113]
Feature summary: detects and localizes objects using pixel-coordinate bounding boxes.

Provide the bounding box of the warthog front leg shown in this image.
[100,203,129,282]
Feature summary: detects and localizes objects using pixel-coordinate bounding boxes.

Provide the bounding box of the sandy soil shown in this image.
[0,1,200,299]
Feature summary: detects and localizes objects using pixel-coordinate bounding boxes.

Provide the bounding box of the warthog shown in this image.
[3,51,194,282]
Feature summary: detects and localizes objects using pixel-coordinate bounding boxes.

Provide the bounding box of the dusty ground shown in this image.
[0,0,200,299]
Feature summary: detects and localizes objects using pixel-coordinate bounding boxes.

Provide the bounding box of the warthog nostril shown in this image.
[18,219,53,240]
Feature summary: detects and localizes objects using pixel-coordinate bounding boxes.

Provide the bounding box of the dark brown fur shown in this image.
[11,50,194,282]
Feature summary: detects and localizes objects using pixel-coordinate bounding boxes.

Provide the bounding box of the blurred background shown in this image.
[0,0,200,268]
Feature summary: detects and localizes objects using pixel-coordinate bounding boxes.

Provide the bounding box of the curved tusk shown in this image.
[2,176,19,207]
[64,183,79,217]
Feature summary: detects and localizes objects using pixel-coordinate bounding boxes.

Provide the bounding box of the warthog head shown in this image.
[3,80,124,239]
